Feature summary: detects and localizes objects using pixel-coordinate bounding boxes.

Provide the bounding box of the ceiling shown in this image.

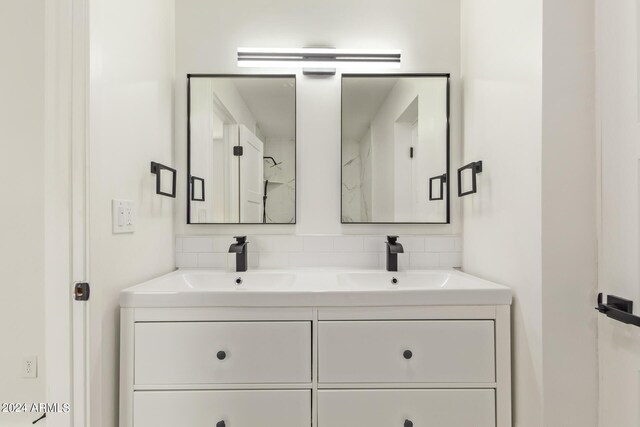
[233,77,296,140]
[342,77,398,142]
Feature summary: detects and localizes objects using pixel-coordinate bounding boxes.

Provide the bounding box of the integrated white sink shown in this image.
[120,268,511,308]
[337,271,452,289]
[183,272,296,290]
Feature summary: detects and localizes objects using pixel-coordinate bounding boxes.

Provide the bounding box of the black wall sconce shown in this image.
[457,160,483,197]
[429,174,447,201]
[150,161,177,198]
[596,293,640,327]
[190,176,205,201]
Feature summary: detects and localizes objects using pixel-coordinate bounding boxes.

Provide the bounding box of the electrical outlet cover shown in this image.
[23,355,37,379]
[112,200,135,234]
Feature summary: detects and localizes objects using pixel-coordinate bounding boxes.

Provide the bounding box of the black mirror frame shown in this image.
[186,74,297,225]
[340,73,451,224]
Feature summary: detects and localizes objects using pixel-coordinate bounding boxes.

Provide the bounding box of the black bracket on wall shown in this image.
[457,160,483,197]
[150,161,177,198]
[190,176,205,202]
[596,293,640,327]
[429,174,447,201]
[233,146,244,156]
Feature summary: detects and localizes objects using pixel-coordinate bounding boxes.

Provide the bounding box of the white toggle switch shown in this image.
[118,206,125,226]
[112,200,135,234]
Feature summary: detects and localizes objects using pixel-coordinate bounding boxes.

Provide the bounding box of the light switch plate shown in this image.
[112,200,135,234]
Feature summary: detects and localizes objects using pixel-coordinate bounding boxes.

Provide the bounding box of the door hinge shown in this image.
[410,147,414,158]
[233,146,244,156]
[74,282,90,301]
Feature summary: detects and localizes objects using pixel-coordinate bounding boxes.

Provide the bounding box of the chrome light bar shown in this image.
[237,47,401,69]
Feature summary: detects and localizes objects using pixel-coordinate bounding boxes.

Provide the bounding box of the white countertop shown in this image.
[120,268,512,308]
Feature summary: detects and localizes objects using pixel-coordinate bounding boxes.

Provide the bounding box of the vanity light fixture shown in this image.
[237,47,401,75]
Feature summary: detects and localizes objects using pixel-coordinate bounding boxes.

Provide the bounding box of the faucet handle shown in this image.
[386,235,399,244]
[233,236,247,244]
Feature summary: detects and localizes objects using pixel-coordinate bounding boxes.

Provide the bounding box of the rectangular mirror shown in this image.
[341,74,450,224]
[188,75,296,224]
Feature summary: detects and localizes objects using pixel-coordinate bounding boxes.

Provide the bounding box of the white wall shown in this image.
[461,0,544,424]
[89,1,176,426]
[0,1,46,425]
[462,0,597,426]
[175,0,461,235]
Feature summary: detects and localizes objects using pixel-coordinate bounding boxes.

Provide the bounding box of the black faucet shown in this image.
[228,236,249,272]
[385,236,404,272]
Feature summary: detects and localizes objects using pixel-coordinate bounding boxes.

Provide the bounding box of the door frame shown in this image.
[44,0,90,425]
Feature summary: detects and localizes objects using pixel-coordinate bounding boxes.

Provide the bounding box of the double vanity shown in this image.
[124,70,509,426]
[119,268,512,427]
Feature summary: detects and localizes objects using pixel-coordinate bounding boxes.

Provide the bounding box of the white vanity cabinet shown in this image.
[120,269,512,427]
[120,305,511,427]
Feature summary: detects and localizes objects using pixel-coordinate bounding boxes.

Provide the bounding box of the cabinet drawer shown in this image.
[135,322,311,385]
[134,390,310,427]
[318,321,494,383]
[318,389,495,427]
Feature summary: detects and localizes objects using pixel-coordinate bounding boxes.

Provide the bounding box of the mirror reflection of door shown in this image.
[239,124,264,223]
[341,75,449,224]
[188,75,296,224]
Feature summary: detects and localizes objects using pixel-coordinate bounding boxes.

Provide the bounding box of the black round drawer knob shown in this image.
[404,420,413,427]
[403,350,413,359]
[216,351,226,360]
[216,421,225,427]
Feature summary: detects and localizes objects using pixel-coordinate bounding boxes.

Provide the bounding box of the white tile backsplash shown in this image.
[303,236,334,252]
[176,252,198,268]
[254,252,290,269]
[175,235,462,270]
[182,237,214,253]
[399,236,426,252]
[438,252,463,268]
[335,236,365,252]
[425,236,456,252]
[197,253,228,268]
[363,236,386,252]
[212,237,234,253]
[409,252,440,269]
[252,235,304,253]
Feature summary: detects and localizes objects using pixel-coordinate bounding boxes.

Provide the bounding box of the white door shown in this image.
[238,125,264,223]
[410,121,428,219]
[597,0,640,425]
